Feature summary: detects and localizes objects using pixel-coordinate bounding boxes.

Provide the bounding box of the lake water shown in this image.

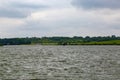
[0,45,120,80]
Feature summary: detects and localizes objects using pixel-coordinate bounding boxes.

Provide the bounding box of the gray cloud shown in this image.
[0,1,48,18]
[11,2,47,9]
[72,0,120,9]
[0,8,27,18]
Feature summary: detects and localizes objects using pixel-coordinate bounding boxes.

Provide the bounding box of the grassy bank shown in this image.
[35,40,120,45]
[84,40,120,45]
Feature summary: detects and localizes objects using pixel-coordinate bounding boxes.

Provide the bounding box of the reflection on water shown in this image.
[0,45,120,80]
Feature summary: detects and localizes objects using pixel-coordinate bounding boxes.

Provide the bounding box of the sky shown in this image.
[0,0,120,38]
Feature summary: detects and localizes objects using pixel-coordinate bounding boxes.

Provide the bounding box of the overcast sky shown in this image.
[0,0,120,38]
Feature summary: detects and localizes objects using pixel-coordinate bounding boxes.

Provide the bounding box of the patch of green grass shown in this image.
[85,40,120,45]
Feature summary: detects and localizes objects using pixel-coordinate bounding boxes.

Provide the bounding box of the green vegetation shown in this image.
[84,40,120,45]
[0,35,120,45]
[0,43,3,46]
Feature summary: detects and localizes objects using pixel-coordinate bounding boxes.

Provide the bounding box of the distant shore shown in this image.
[0,36,120,45]
[1,40,120,46]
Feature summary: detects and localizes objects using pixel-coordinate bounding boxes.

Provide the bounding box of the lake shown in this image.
[0,45,120,80]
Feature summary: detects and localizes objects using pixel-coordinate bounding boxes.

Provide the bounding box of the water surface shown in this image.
[0,45,120,80]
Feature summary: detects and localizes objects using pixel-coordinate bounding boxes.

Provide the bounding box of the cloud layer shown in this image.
[72,0,120,9]
[0,0,120,38]
[0,0,48,18]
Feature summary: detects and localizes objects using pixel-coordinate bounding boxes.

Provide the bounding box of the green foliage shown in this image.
[86,40,120,45]
[0,35,120,45]
[0,43,3,46]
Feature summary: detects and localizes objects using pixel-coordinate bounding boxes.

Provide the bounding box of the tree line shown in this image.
[0,35,120,45]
